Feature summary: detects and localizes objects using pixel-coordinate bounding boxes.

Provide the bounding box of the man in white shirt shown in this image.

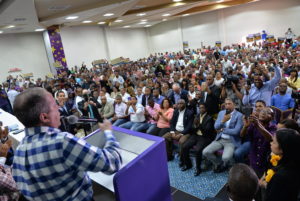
[120,87,130,103]
[112,71,125,85]
[74,87,83,113]
[221,56,232,71]
[119,96,145,130]
[136,87,143,105]
[112,95,128,127]
[7,84,19,108]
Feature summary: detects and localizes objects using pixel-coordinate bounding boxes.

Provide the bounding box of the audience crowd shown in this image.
[1,31,300,201]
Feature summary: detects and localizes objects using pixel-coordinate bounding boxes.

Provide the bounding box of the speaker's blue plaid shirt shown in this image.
[12,127,122,201]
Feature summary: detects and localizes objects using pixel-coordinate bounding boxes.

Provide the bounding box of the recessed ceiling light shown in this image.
[103,13,114,17]
[141,19,147,22]
[114,20,123,23]
[65,16,78,20]
[144,25,151,27]
[7,25,15,29]
[162,13,171,17]
[123,26,130,28]
[183,14,190,16]
[173,0,182,2]
[216,0,224,2]
[82,20,92,23]
[138,22,147,25]
[162,19,167,21]
[137,13,146,16]
[0,31,3,34]
[98,22,106,24]
[35,29,45,32]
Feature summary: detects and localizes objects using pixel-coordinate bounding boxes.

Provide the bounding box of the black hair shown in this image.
[255,100,266,106]
[279,119,299,132]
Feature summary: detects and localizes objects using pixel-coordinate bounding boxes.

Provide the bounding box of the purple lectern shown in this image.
[84,126,172,201]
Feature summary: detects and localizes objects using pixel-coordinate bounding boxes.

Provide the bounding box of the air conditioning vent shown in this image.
[48,5,71,11]
[14,18,26,21]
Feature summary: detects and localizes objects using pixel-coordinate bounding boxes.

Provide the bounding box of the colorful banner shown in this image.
[48,26,68,69]
[215,41,221,47]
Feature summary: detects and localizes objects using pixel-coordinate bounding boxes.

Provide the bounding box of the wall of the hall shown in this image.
[60,26,149,68]
[0,32,51,81]
[148,0,300,53]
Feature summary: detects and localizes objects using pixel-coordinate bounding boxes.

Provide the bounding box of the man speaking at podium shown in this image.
[12,88,122,201]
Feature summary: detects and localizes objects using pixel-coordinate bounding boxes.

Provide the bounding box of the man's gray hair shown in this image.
[13,87,50,127]
[172,83,181,88]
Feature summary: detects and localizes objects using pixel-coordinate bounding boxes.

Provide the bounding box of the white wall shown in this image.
[148,0,300,51]
[0,32,51,81]
[60,26,108,68]
[106,28,149,60]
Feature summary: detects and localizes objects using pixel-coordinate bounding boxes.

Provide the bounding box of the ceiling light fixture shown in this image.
[162,19,167,21]
[141,19,147,22]
[65,16,78,20]
[173,0,182,2]
[162,13,171,17]
[114,20,123,23]
[35,29,45,32]
[183,14,190,16]
[138,22,147,24]
[103,13,114,17]
[0,31,3,34]
[82,20,92,23]
[144,25,151,27]
[98,22,106,24]
[216,0,224,2]
[123,26,131,28]
[7,25,15,29]
[137,13,146,16]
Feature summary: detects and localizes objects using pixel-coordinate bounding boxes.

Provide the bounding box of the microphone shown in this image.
[65,115,98,125]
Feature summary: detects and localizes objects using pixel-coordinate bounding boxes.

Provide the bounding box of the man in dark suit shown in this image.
[181,103,216,176]
[141,87,153,107]
[162,99,194,161]
[187,90,204,116]
[202,74,221,116]
[168,83,189,106]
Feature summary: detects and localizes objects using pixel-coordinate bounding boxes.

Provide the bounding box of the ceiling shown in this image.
[0,0,261,34]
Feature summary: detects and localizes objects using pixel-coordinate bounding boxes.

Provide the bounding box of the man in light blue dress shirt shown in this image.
[242,62,281,106]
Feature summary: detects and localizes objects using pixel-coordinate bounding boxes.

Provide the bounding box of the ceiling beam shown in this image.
[38,0,130,22]
[123,0,205,15]
[174,0,256,15]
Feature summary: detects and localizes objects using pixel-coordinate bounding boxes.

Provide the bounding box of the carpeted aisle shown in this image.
[168,157,228,200]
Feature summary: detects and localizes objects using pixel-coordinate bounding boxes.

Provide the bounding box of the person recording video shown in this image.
[12,87,122,201]
[78,89,102,122]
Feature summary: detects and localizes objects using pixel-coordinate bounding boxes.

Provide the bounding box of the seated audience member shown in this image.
[7,84,19,109]
[234,100,266,163]
[141,87,153,107]
[110,86,121,100]
[263,129,300,201]
[0,143,20,201]
[119,96,145,130]
[287,68,300,90]
[98,90,114,105]
[187,90,204,116]
[132,99,160,133]
[241,107,276,177]
[168,83,189,106]
[243,60,281,106]
[201,74,221,116]
[181,103,215,176]
[111,95,128,126]
[220,80,244,112]
[120,87,131,103]
[274,78,293,94]
[78,89,102,122]
[99,96,114,119]
[204,163,259,201]
[56,90,73,117]
[161,83,172,98]
[112,70,125,86]
[74,86,83,111]
[277,119,299,132]
[0,84,13,114]
[152,88,164,105]
[149,98,174,137]
[0,127,13,166]
[271,82,294,111]
[136,87,143,105]
[12,88,122,201]
[163,99,194,161]
[203,98,243,173]
[188,84,196,99]
[214,71,224,87]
